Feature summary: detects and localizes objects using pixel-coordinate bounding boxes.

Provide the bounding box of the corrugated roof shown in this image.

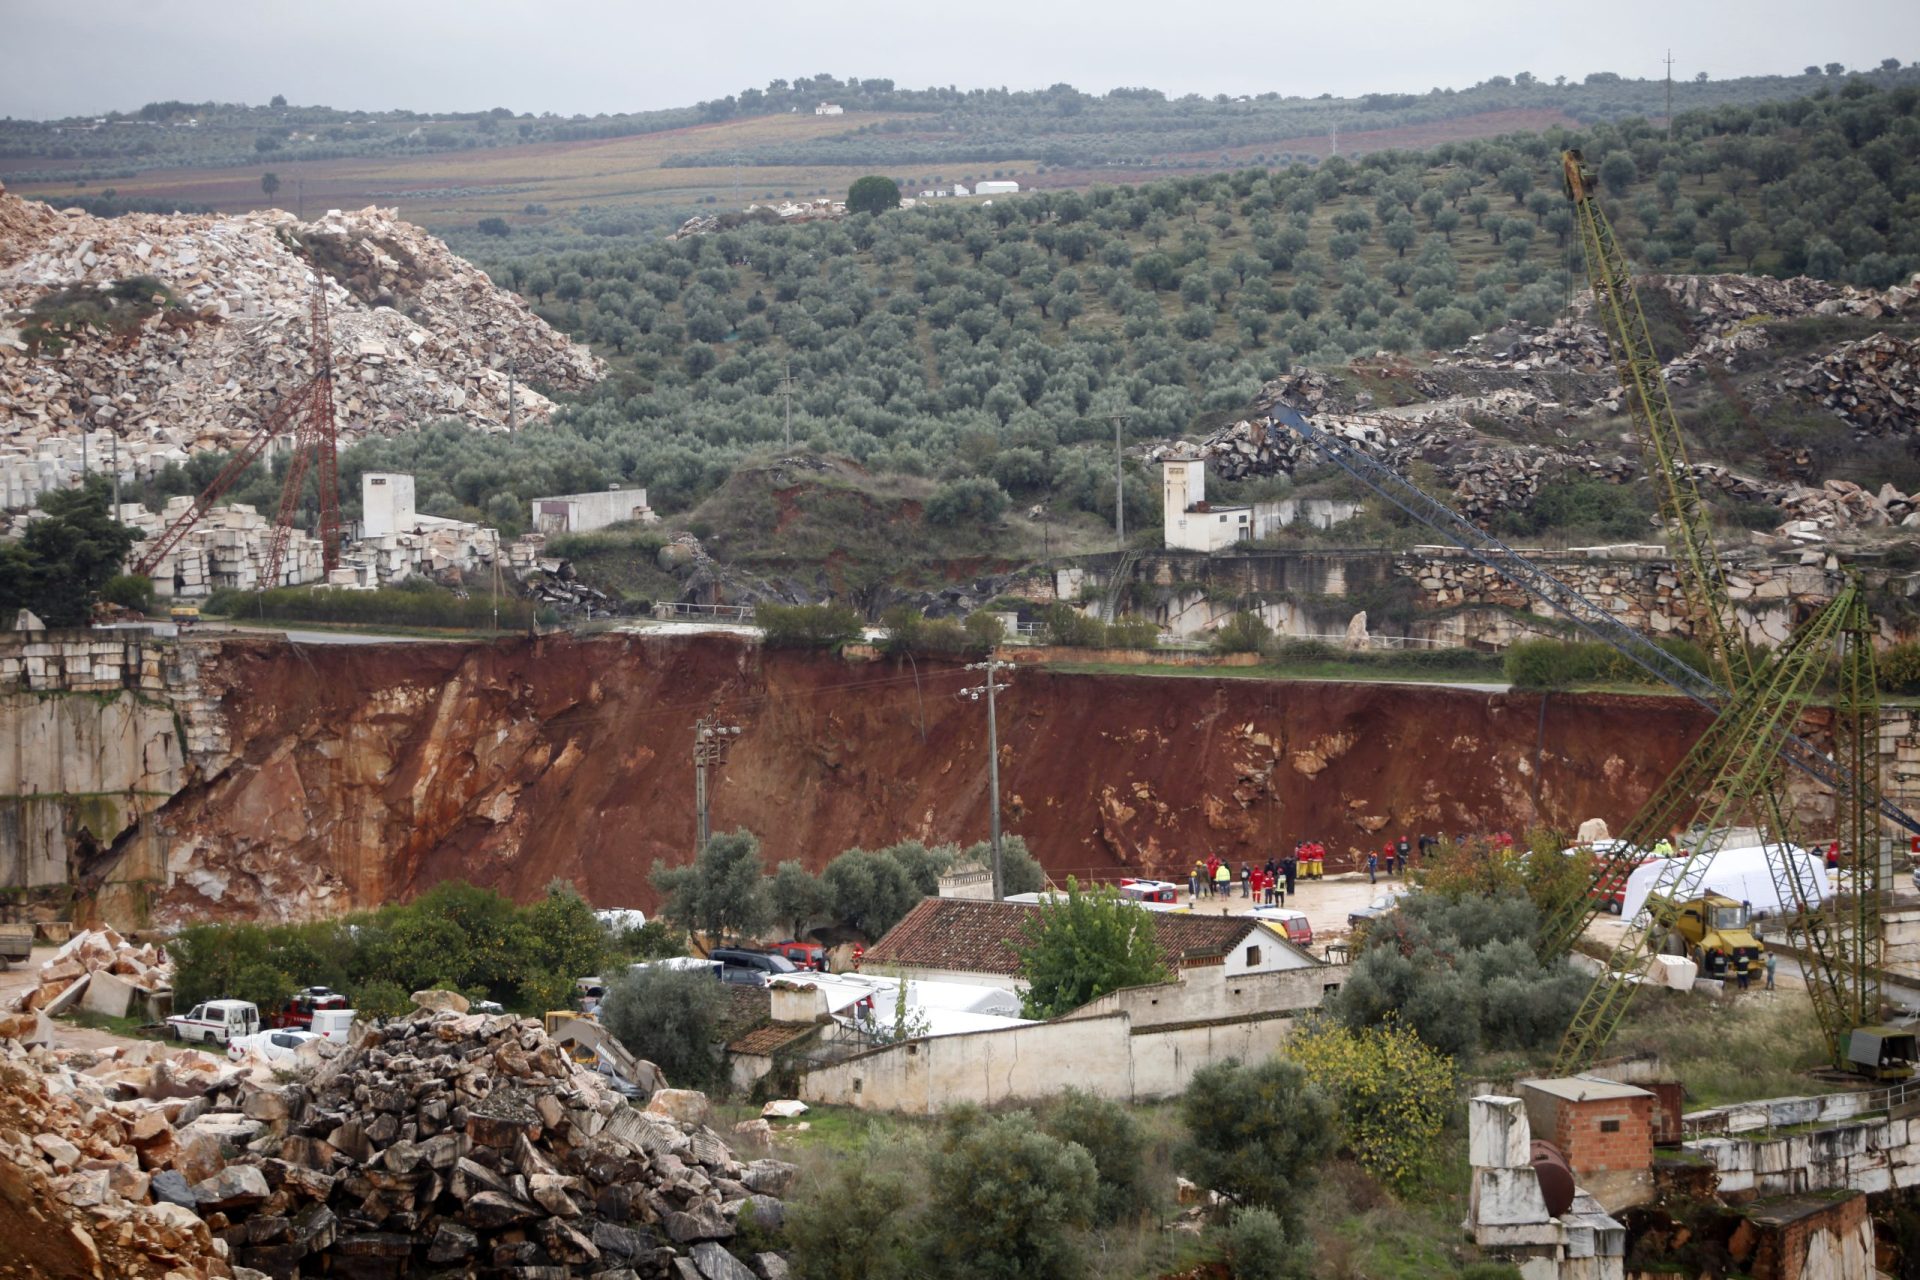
[864,898,1264,977]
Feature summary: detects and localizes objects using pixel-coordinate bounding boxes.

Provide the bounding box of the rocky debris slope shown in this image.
[9,927,173,1015]
[1445,271,1920,399]
[0,182,603,461]
[1692,463,1920,540]
[0,1022,239,1278]
[199,1007,789,1278]
[0,1001,794,1279]
[1784,332,1919,436]
[1151,373,1637,524]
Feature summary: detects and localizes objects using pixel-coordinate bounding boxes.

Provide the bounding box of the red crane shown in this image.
[132,280,345,585]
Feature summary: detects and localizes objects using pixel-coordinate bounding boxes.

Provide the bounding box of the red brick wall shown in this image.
[1551,1096,1653,1176]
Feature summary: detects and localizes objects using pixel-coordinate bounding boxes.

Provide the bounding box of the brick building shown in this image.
[1520,1077,1655,1212]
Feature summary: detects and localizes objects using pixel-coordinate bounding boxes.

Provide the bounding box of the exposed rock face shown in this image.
[118,633,1717,920]
[0,181,602,469]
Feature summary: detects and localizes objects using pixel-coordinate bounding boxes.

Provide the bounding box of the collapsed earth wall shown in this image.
[14,630,1727,925]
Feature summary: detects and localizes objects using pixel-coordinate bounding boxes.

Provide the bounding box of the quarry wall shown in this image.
[9,628,1920,930]
[1074,547,1920,649]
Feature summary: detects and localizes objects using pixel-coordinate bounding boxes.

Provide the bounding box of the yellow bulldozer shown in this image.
[1647,892,1765,984]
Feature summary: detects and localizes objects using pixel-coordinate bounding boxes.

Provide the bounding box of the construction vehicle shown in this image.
[167,603,200,625]
[1846,1027,1918,1081]
[1646,892,1764,983]
[266,985,348,1031]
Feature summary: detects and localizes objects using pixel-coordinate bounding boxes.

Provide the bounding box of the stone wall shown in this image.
[1056,963,1346,1030]
[795,1007,1300,1114]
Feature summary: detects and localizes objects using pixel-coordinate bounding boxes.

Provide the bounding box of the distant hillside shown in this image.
[3,63,1917,237]
[308,82,1920,563]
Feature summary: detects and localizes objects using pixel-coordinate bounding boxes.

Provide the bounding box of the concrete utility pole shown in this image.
[1108,412,1130,549]
[692,715,742,853]
[776,362,797,449]
[109,433,120,515]
[960,659,1014,899]
[1663,51,1675,139]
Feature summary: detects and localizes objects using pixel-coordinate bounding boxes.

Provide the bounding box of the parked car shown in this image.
[167,999,261,1046]
[709,948,800,987]
[228,1029,321,1063]
[769,941,829,971]
[1249,906,1314,948]
[1347,891,1407,932]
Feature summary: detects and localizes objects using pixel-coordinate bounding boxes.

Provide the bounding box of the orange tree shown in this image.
[1287,1016,1456,1192]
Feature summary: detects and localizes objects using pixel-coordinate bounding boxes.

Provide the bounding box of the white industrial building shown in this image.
[814,103,843,115]
[1162,457,1252,551]
[1161,457,1364,552]
[975,180,1020,195]
[529,485,655,535]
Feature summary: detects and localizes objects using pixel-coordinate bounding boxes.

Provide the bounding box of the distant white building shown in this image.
[1160,457,1363,552]
[975,180,1020,195]
[1162,457,1250,552]
[361,473,417,538]
[529,485,656,535]
[951,182,971,197]
[814,103,843,116]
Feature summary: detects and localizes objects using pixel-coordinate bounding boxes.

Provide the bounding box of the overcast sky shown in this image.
[2,0,1915,120]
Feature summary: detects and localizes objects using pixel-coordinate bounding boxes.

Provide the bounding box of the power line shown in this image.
[959,659,1014,899]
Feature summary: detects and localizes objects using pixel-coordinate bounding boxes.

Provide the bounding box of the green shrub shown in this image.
[925,476,1011,526]
[1041,603,1107,647]
[1178,1058,1336,1228]
[757,602,863,649]
[925,1113,1096,1279]
[1882,643,1920,695]
[1212,611,1272,654]
[1221,1205,1312,1280]
[599,963,730,1088]
[1037,1089,1155,1224]
[20,275,180,354]
[878,604,989,656]
[1504,636,1711,689]
[786,1160,920,1279]
[102,573,155,614]
[202,585,532,630]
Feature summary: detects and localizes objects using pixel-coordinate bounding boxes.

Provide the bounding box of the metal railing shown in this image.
[1679,1076,1920,1142]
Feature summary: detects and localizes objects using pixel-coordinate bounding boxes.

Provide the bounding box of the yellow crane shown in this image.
[1550,149,1889,1072]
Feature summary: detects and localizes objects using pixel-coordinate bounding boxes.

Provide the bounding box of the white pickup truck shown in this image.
[166,999,260,1046]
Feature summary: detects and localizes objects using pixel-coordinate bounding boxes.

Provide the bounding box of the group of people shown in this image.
[1185,833,1446,899]
[1188,853,1302,905]
[1365,835,1420,884]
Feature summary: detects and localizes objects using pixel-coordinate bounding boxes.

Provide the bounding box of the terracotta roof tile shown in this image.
[864,898,1262,977]
[728,1021,820,1056]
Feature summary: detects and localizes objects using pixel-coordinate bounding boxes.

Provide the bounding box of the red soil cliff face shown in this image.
[141,633,1714,922]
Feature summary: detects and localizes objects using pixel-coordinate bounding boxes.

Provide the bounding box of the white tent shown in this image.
[1619,844,1826,922]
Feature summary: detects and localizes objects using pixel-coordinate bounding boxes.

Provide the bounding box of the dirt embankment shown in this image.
[134,634,1714,922]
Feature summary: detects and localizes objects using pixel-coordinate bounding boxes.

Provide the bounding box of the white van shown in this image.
[309,1008,357,1043]
[166,999,261,1046]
